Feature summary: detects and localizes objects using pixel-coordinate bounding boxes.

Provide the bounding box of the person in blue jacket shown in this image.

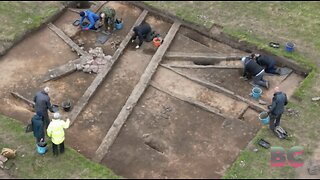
[79,10,100,31]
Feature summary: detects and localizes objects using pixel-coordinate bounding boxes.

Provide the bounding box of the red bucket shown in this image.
[153,37,162,47]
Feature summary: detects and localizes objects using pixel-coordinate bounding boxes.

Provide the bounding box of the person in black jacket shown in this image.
[268,86,288,131]
[251,54,280,75]
[131,22,152,49]
[241,56,269,89]
[31,111,45,143]
[33,87,54,130]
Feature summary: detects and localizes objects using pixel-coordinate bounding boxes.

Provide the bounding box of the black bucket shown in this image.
[62,100,72,112]
[52,104,59,113]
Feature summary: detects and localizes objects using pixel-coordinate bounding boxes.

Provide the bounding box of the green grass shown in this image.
[145,1,214,28]
[0,1,63,42]
[145,1,320,61]
[0,114,121,179]
[145,1,320,178]
[223,80,320,178]
[222,27,318,99]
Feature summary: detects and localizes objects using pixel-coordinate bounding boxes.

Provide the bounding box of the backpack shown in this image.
[274,126,288,139]
[146,31,160,42]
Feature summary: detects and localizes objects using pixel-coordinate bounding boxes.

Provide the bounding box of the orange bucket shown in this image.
[153,37,162,47]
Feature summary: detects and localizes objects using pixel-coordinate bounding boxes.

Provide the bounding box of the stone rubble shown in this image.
[286,108,299,117]
[75,47,112,74]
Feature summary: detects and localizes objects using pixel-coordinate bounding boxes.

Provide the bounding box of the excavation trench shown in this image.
[0,1,306,179]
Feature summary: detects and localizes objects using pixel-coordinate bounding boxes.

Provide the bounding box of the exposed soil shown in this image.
[102,86,257,178]
[153,67,248,118]
[0,1,306,179]
[65,5,172,158]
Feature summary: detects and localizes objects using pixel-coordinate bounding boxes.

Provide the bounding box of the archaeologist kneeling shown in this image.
[251,53,280,75]
[131,22,152,49]
[79,10,100,31]
[241,56,269,89]
[99,7,116,32]
[47,112,70,156]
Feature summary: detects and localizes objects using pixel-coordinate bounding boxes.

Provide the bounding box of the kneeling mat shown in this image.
[279,67,293,76]
[96,33,109,44]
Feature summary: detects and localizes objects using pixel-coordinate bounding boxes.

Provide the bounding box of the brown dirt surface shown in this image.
[101,86,257,178]
[0,1,307,179]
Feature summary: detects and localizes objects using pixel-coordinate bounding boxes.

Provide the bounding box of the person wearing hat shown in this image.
[251,53,280,75]
[99,7,116,32]
[79,10,100,31]
[131,21,152,49]
[47,112,70,156]
[33,87,54,130]
[31,111,45,143]
[241,56,269,89]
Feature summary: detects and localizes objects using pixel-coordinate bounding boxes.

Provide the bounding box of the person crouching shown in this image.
[241,56,269,89]
[131,22,152,49]
[251,53,280,75]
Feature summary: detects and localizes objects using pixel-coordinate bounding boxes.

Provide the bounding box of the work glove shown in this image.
[83,27,89,31]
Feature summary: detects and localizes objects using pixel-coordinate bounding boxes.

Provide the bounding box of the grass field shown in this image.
[0,115,121,179]
[0,1,62,42]
[145,1,320,178]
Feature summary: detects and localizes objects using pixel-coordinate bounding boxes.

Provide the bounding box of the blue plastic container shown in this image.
[36,143,47,155]
[259,112,270,125]
[115,22,123,30]
[252,87,262,99]
[285,42,295,53]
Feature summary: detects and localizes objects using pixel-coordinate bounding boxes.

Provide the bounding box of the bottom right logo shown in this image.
[270,146,304,168]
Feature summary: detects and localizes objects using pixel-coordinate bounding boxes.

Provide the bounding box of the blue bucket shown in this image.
[36,143,47,155]
[115,22,123,30]
[252,87,262,99]
[259,112,270,125]
[285,42,295,53]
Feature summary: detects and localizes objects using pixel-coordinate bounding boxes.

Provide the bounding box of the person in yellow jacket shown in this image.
[47,112,70,156]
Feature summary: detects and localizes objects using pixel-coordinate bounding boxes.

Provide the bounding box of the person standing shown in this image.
[33,87,54,130]
[47,112,70,156]
[241,56,269,89]
[268,87,288,131]
[31,111,45,143]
